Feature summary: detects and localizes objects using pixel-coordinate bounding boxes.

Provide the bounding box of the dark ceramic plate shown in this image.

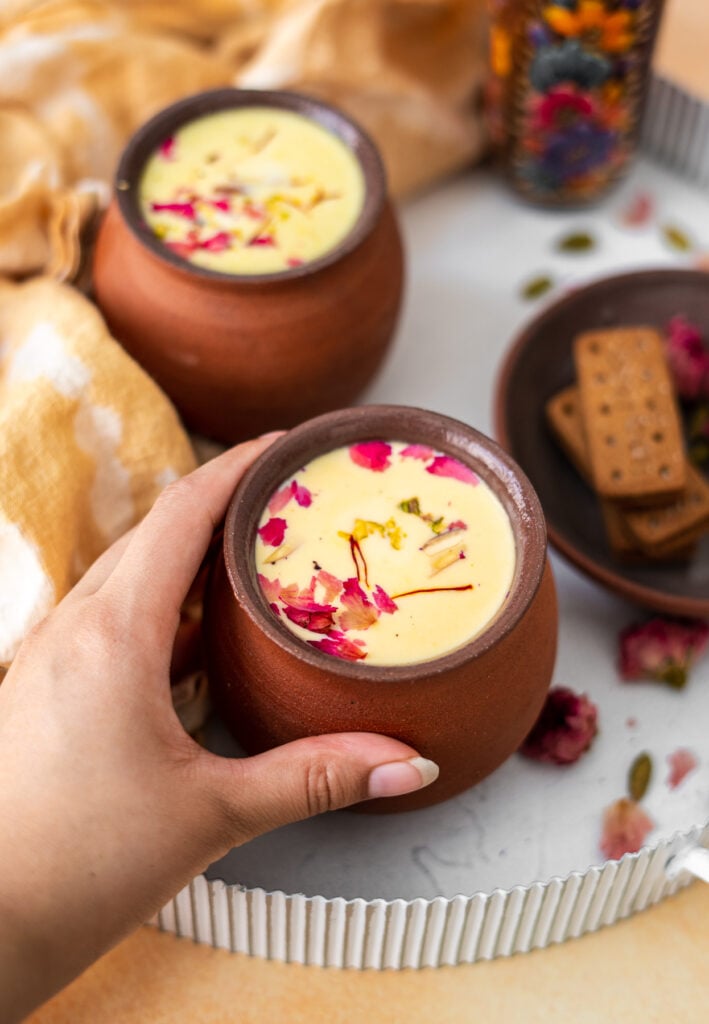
[495,268,709,617]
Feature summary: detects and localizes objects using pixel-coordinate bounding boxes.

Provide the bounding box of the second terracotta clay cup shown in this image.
[204,406,558,812]
[92,89,404,444]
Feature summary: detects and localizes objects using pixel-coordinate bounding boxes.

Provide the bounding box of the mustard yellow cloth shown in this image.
[0,277,196,667]
[0,0,486,281]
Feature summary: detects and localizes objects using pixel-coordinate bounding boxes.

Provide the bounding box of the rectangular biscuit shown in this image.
[546,385,708,559]
[574,327,686,504]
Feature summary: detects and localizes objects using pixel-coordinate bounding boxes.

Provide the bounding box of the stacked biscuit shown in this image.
[546,327,709,562]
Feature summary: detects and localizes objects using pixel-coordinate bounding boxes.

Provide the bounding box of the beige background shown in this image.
[27,0,709,1019]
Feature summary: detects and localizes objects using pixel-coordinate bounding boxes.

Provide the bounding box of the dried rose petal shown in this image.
[667,748,698,789]
[339,578,379,631]
[165,240,199,259]
[282,602,336,633]
[287,257,304,268]
[258,517,287,547]
[249,234,275,247]
[373,585,398,614]
[519,686,598,765]
[243,202,265,221]
[349,441,392,472]
[619,617,709,689]
[150,201,196,220]
[308,630,367,661]
[620,190,654,227]
[317,569,343,604]
[199,232,231,252]
[448,520,468,531]
[207,198,230,212]
[268,480,312,515]
[159,136,176,160]
[400,444,434,461]
[257,573,282,605]
[426,455,479,485]
[600,799,654,860]
[664,316,709,401]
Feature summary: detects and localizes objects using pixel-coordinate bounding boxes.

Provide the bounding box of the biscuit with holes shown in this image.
[545,385,592,484]
[574,327,686,504]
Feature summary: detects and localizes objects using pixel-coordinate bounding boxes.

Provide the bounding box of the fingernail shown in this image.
[367,757,440,799]
[259,430,286,441]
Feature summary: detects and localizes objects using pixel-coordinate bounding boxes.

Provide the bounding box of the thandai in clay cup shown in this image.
[92,89,404,444]
[205,406,558,812]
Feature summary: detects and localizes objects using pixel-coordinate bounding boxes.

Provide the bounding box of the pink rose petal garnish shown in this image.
[257,574,282,604]
[287,257,304,268]
[199,231,231,253]
[373,585,398,614]
[268,480,313,515]
[317,569,343,604]
[308,630,367,661]
[258,517,287,547]
[600,798,654,860]
[244,203,265,221]
[426,455,479,485]
[620,190,654,227]
[349,441,392,472]
[249,234,275,247]
[619,617,709,689]
[159,136,176,160]
[208,198,230,212]
[667,748,698,789]
[339,578,379,631]
[519,686,598,765]
[165,239,199,259]
[400,444,434,461]
[448,520,468,531]
[282,601,336,634]
[150,201,196,220]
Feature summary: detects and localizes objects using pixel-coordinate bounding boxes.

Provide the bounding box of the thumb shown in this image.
[204,733,440,846]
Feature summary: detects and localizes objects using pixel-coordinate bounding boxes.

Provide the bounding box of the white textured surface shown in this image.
[161,158,709,961]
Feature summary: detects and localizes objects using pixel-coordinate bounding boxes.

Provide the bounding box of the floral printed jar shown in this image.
[486,0,666,205]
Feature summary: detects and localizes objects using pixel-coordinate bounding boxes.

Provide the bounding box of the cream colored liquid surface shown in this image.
[139,107,365,274]
[254,441,516,666]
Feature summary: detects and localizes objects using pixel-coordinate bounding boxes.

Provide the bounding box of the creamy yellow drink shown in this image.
[255,441,516,666]
[139,107,365,274]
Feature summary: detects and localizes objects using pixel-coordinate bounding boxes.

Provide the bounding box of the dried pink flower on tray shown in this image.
[519,686,598,765]
[664,316,709,401]
[600,799,654,860]
[619,190,654,228]
[667,749,698,789]
[308,630,367,661]
[619,617,709,690]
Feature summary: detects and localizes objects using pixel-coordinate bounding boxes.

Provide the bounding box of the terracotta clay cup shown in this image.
[204,405,558,813]
[92,89,404,444]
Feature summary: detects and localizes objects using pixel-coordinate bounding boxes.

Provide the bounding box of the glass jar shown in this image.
[486,0,666,206]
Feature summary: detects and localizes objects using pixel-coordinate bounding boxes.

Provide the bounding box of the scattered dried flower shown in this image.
[519,686,598,765]
[268,479,312,515]
[373,585,398,614]
[664,316,709,401]
[620,190,654,227]
[600,798,654,859]
[667,748,698,789]
[619,617,709,689]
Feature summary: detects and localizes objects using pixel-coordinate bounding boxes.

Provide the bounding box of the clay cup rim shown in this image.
[114,87,387,287]
[221,405,548,683]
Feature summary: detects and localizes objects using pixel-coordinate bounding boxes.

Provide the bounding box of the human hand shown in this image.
[0,435,437,1022]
